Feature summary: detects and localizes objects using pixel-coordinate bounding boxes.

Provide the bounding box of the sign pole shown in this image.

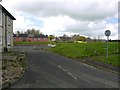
[106,36,109,61]
[105,30,111,61]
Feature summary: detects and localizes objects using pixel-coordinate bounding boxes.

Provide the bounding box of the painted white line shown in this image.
[82,63,97,69]
[58,65,77,80]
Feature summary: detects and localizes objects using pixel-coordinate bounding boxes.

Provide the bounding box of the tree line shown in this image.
[15,28,42,35]
[15,28,88,42]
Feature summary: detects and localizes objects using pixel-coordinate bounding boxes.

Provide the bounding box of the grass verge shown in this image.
[49,42,119,67]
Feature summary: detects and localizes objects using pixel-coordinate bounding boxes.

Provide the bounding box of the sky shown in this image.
[1,0,119,40]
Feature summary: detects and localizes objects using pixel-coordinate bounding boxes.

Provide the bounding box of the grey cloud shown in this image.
[12,1,117,21]
[11,0,118,39]
[61,20,109,38]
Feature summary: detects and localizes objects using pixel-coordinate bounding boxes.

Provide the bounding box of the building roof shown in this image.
[13,34,17,37]
[59,36,71,39]
[0,4,16,20]
[17,34,28,38]
[59,36,72,41]
[14,34,48,38]
[34,34,48,38]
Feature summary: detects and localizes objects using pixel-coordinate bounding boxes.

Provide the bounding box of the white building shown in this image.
[0,5,16,52]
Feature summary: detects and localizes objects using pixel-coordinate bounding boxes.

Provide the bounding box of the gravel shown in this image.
[2,51,26,89]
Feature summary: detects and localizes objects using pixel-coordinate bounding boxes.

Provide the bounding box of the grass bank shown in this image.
[49,42,119,67]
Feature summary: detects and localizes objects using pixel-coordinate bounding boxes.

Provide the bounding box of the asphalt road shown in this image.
[11,45,119,88]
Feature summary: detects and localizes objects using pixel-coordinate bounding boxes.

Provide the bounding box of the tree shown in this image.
[72,34,80,41]
[15,28,42,35]
[21,31,24,34]
[93,36,97,42]
[25,29,31,34]
[24,28,42,35]
[86,37,92,42]
[79,36,86,41]
[72,35,86,41]
[16,30,20,35]
[63,34,68,37]
[35,30,40,35]
[48,35,55,41]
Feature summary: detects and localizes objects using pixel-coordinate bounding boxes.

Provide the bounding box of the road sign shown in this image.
[105,30,111,36]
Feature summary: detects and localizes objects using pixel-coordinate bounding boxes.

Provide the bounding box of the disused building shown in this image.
[0,5,16,52]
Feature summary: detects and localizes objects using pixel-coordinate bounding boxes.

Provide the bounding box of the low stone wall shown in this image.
[2,51,27,89]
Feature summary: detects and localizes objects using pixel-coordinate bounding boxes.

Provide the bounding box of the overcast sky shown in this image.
[1,0,119,39]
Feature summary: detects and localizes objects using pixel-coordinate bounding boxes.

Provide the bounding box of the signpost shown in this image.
[105,30,111,61]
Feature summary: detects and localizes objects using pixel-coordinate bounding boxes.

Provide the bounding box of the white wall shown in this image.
[0,9,2,52]
[2,11,13,51]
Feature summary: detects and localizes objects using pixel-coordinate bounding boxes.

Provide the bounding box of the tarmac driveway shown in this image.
[11,45,119,88]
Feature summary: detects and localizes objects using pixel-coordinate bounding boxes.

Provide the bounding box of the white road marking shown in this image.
[82,63,97,69]
[58,65,77,80]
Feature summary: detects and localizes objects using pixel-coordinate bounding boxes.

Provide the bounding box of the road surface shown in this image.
[11,45,119,88]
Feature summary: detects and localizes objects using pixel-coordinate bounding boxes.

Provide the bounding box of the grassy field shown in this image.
[14,42,50,45]
[49,42,119,67]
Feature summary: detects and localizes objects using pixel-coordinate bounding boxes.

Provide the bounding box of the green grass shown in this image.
[92,55,119,66]
[13,41,58,45]
[17,52,27,68]
[14,42,50,45]
[49,42,119,67]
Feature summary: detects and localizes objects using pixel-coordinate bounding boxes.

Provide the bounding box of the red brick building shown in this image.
[13,34,49,42]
